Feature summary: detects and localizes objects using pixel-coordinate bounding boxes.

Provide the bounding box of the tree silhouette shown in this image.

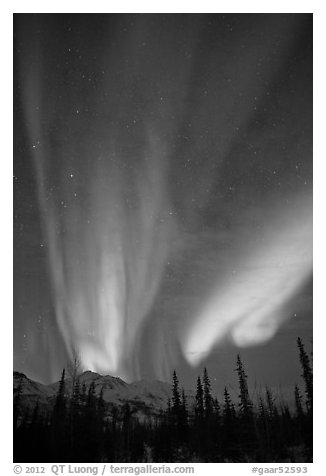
[13,337,313,463]
[53,368,66,420]
[51,368,67,461]
[172,370,181,414]
[195,376,204,419]
[297,338,313,413]
[236,354,253,418]
[235,355,257,457]
[203,367,213,419]
[180,388,188,436]
[222,387,237,460]
[294,385,304,420]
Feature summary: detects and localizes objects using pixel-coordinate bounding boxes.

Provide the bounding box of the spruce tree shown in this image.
[235,355,256,455]
[265,387,278,420]
[213,397,221,422]
[222,387,237,460]
[53,368,66,419]
[180,388,188,440]
[236,354,253,418]
[195,376,204,418]
[69,376,80,457]
[297,338,313,413]
[71,377,80,417]
[181,388,187,423]
[172,370,181,414]
[294,385,304,420]
[85,381,98,461]
[51,368,67,460]
[203,368,213,419]
[223,387,236,422]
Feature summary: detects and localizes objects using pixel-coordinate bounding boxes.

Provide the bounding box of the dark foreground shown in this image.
[14,338,312,463]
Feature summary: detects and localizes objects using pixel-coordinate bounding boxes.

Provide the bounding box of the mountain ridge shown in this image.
[13,369,174,419]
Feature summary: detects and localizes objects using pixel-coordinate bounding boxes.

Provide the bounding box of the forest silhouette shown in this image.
[13,338,312,463]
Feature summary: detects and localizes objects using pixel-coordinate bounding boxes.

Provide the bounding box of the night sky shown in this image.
[14,14,312,400]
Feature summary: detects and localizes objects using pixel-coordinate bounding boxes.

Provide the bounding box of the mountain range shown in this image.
[14,369,298,422]
[13,370,176,420]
